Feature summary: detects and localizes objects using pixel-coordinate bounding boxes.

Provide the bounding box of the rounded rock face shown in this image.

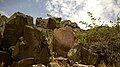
[53,28,74,57]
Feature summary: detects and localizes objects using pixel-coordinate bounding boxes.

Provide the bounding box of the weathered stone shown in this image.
[47,62,61,67]
[53,57,68,61]
[70,23,79,28]
[53,57,70,67]
[72,64,95,67]
[61,20,85,39]
[26,15,33,26]
[36,17,61,29]
[31,64,46,67]
[2,12,33,48]
[53,28,74,57]
[0,51,12,67]
[36,17,48,28]
[12,25,51,64]
[11,37,25,61]
[61,20,71,27]
[17,58,39,67]
[0,15,8,27]
[0,15,8,48]
[47,18,61,29]
[61,20,79,28]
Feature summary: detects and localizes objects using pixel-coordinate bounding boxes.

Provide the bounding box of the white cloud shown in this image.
[46,0,120,29]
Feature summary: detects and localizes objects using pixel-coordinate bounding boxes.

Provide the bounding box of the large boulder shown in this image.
[12,25,51,65]
[2,12,33,48]
[53,28,74,57]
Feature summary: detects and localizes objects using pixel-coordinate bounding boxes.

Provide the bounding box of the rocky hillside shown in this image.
[0,12,120,67]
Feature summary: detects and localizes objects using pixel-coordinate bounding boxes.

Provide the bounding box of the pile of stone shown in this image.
[0,12,120,67]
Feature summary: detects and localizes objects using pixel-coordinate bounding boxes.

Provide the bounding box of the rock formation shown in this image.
[0,12,119,67]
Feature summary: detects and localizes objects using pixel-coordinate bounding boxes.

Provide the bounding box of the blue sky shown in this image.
[0,0,120,29]
[0,0,48,18]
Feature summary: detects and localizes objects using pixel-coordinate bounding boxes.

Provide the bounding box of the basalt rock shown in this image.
[2,12,33,49]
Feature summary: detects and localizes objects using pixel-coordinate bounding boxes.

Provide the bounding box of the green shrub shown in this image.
[76,12,120,43]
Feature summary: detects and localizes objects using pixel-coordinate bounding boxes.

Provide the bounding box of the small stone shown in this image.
[17,58,38,67]
[31,64,46,67]
[72,64,95,67]
[47,62,61,67]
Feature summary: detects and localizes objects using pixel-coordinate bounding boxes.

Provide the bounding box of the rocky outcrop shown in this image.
[1,12,120,67]
[2,12,33,49]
